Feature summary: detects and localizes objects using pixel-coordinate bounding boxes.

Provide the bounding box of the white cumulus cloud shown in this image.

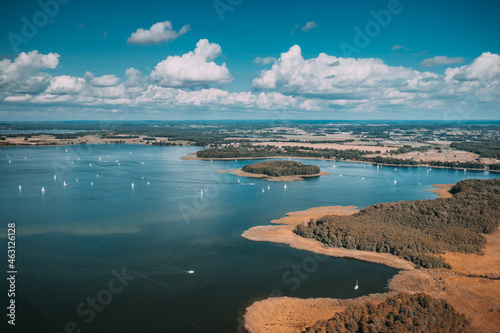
[0,50,59,93]
[254,57,277,65]
[127,21,190,45]
[301,21,318,32]
[46,76,86,95]
[420,56,465,67]
[91,74,120,87]
[150,39,232,87]
[445,52,500,82]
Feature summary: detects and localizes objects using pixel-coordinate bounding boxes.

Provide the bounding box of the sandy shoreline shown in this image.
[220,169,330,182]
[426,183,454,198]
[242,184,500,333]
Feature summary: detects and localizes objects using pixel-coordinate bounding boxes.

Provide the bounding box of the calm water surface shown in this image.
[1,144,498,332]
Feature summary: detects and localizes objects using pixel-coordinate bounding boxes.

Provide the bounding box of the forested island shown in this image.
[295,179,500,268]
[241,160,320,177]
[304,293,469,333]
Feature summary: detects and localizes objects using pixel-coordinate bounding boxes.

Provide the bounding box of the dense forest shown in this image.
[197,146,366,160]
[241,160,320,177]
[304,293,469,333]
[295,179,500,268]
[451,140,500,159]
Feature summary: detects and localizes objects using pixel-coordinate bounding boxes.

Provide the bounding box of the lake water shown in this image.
[1,144,498,333]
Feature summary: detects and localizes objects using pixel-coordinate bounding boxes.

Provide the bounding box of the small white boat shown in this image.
[41,186,45,192]
[97,174,99,178]
[54,175,57,180]
[24,156,27,160]
[18,185,22,190]
[267,185,270,190]
[394,179,397,184]
[141,176,144,180]
[65,149,68,152]
[187,270,194,274]
[63,181,67,187]
[262,188,265,192]
[76,179,79,183]
[147,182,150,185]
[394,168,398,171]
[284,184,287,189]
[131,182,134,189]
[339,174,343,177]
[361,177,365,180]
[141,162,144,165]
[354,280,359,290]
[238,179,240,183]
[464,168,467,172]
[89,163,92,167]
[8,160,11,164]
[201,189,204,195]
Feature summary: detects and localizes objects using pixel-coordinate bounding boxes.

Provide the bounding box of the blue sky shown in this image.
[1,0,500,120]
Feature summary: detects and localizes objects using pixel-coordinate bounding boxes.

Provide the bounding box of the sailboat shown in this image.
[18,185,22,190]
[284,184,287,189]
[262,188,265,192]
[354,280,359,290]
[41,186,45,193]
[267,185,270,190]
[63,181,67,187]
[394,179,397,184]
[131,182,134,189]
[54,175,57,180]
[201,189,204,196]
[238,179,240,183]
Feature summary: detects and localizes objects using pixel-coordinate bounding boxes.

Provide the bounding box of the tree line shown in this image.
[451,140,500,159]
[304,293,469,333]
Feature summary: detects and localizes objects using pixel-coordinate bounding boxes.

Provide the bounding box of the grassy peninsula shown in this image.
[294,179,500,269]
